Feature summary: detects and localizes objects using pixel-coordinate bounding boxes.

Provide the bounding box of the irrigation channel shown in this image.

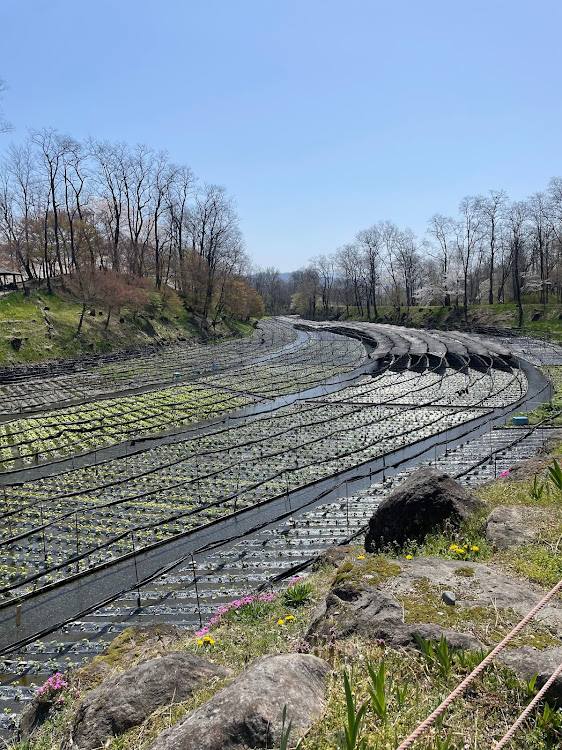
[0,317,561,737]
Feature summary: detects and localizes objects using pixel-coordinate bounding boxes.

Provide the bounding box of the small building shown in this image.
[0,268,25,291]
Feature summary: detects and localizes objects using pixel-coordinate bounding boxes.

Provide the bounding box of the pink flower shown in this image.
[498,470,510,478]
[193,591,276,637]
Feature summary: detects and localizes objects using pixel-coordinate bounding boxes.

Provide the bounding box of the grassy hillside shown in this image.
[0,285,254,365]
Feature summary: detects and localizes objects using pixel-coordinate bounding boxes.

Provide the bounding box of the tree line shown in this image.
[0,128,263,323]
[254,182,562,327]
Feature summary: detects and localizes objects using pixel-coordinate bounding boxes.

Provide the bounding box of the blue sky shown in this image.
[2,0,561,269]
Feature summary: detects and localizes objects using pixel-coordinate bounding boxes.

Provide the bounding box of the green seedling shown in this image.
[367,660,392,723]
[338,671,368,750]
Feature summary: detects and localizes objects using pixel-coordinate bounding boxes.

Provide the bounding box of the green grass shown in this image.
[0,284,257,365]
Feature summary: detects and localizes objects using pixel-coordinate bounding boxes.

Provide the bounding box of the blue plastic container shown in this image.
[512,415,529,426]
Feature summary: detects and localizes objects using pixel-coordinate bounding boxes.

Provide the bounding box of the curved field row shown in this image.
[0,335,365,471]
[0,361,526,597]
[0,320,299,414]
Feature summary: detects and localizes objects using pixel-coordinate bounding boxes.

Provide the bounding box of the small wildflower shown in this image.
[449,544,458,551]
[406,554,413,560]
[471,545,479,552]
[197,640,204,645]
[288,576,304,587]
[357,555,365,560]
[285,615,294,621]
[278,619,285,626]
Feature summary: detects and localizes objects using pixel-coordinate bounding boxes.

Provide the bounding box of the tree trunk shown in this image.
[77,303,86,334]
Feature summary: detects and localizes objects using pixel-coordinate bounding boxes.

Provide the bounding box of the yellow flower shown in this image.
[449,545,458,551]
[285,615,294,620]
[406,554,413,560]
[197,640,203,645]
[471,545,479,552]
[203,636,215,644]
[357,555,365,560]
[278,619,285,626]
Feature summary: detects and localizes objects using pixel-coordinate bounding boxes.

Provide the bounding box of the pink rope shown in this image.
[396,576,562,750]
[493,659,562,749]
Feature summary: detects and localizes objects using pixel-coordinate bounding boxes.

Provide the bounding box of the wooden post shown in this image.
[191,555,202,628]
[131,531,141,608]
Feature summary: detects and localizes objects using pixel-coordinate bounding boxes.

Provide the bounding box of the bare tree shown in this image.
[527,192,555,304]
[379,220,403,310]
[356,224,382,318]
[455,196,483,323]
[310,254,336,315]
[477,190,507,305]
[506,200,529,328]
[151,151,177,289]
[427,213,455,306]
[394,228,420,310]
[188,184,240,319]
[252,266,289,314]
[89,139,129,271]
[0,78,13,134]
[335,243,366,316]
[167,165,195,292]
[30,128,74,284]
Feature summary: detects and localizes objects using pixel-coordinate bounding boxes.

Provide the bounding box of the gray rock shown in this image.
[66,653,229,750]
[308,555,562,655]
[385,557,562,631]
[18,701,52,741]
[148,653,330,750]
[499,647,562,704]
[307,582,483,651]
[308,583,403,641]
[485,506,537,549]
[442,590,456,606]
[365,467,484,551]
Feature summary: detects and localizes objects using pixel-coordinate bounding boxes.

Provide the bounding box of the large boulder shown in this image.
[66,653,229,750]
[148,653,330,750]
[77,623,186,688]
[365,467,484,551]
[485,506,537,549]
